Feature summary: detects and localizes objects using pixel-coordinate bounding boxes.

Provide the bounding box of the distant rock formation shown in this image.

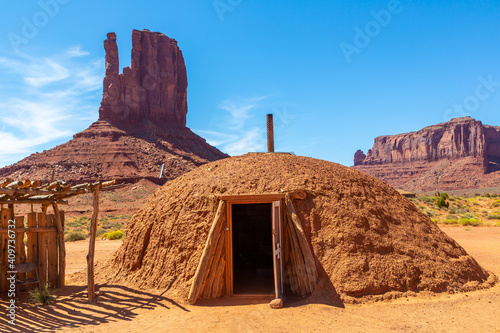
[0,30,228,184]
[99,31,187,129]
[353,117,500,192]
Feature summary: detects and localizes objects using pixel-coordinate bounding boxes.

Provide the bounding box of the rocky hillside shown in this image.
[353,117,500,192]
[0,30,228,184]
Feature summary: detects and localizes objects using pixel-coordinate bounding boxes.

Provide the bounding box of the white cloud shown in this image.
[0,49,103,167]
[218,95,269,130]
[223,128,265,156]
[24,59,70,87]
[196,96,275,156]
[66,45,90,57]
[193,129,237,146]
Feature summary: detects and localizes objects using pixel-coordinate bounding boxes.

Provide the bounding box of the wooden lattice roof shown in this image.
[0,178,128,205]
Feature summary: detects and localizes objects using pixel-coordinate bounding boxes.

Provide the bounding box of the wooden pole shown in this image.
[285,195,318,295]
[87,185,100,302]
[188,200,226,304]
[52,204,66,287]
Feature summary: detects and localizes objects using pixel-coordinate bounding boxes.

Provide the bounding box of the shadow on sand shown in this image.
[0,284,188,333]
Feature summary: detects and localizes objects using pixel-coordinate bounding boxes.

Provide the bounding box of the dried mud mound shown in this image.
[106,153,495,303]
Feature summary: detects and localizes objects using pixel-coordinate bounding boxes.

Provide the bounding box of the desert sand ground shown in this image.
[1,226,499,333]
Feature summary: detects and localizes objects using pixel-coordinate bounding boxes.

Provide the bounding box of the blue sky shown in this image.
[1,0,499,167]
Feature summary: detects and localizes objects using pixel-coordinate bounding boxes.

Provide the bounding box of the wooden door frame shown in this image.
[221,194,285,297]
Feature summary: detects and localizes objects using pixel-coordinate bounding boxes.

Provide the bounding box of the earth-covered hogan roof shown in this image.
[103,153,496,304]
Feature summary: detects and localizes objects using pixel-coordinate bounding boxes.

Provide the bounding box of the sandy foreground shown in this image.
[1,226,499,333]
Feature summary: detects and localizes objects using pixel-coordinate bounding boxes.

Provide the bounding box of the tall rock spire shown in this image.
[99,29,188,128]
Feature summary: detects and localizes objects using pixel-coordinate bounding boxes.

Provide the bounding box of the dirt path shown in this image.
[1,227,499,332]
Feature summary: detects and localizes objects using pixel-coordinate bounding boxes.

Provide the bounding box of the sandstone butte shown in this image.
[353,117,500,192]
[0,30,228,184]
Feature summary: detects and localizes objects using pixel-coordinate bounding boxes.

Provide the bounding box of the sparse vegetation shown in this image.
[28,284,56,305]
[436,193,449,209]
[65,231,86,242]
[411,191,500,226]
[103,230,124,240]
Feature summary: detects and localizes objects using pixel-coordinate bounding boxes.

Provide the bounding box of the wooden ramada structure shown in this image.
[0,178,125,301]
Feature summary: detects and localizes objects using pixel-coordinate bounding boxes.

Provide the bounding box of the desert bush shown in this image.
[65,231,86,242]
[436,193,449,208]
[487,214,500,220]
[497,221,500,227]
[458,218,482,226]
[76,216,89,224]
[97,228,108,237]
[440,219,458,225]
[29,284,56,305]
[105,230,124,240]
[421,196,435,203]
[445,215,458,220]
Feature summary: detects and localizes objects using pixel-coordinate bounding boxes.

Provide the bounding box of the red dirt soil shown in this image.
[2,226,499,332]
[102,153,495,304]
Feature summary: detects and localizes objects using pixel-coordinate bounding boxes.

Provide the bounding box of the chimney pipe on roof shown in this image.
[267,114,274,153]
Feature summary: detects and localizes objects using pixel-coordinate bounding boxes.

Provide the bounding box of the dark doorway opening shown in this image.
[232,203,274,295]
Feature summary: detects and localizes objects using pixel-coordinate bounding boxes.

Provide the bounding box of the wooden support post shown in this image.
[38,212,47,286]
[47,215,58,287]
[26,213,38,281]
[52,204,65,287]
[285,195,318,296]
[87,186,100,302]
[188,200,226,304]
[0,208,9,292]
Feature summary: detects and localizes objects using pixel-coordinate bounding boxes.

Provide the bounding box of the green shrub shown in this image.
[458,218,482,226]
[65,231,86,242]
[106,230,124,240]
[497,221,500,227]
[441,219,458,225]
[436,197,449,209]
[29,284,56,305]
[487,214,500,220]
[445,215,458,220]
[97,228,108,237]
[421,196,435,203]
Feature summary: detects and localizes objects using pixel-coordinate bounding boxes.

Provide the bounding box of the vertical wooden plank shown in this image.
[26,213,38,280]
[47,214,58,287]
[14,216,26,282]
[88,187,100,302]
[272,200,283,299]
[285,195,318,296]
[0,209,8,292]
[38,212,47,286]
[188,200,226,304]
[14,216,26,264]
[52,205,65,287]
